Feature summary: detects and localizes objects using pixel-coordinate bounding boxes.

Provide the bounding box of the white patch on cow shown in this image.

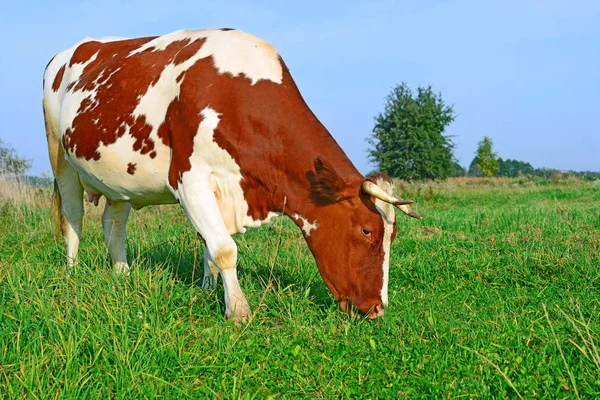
[200,107,221,130]
[128,29,282,85]
[130,56,196,136]
[179,106,275,234]
[260,212,281,225]
[72,123,173,207]
[198,30,282,85]
[292,214,319,236]
[95,67,121,87]
[372,179,396,306]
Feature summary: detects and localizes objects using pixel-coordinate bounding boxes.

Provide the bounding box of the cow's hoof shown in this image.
[226,304,250,325]
[114,262,130,275]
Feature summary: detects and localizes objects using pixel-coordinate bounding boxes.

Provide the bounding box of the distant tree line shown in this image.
[461,160,600,180]
[21,174,54,187]
[367,84,599,182]
[0,139,53,187]
[467,163,600,181]
[456,136,600,181]
[465,158,533,178]
[0,139,31,176]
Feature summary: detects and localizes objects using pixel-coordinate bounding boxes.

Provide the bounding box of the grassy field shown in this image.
[1,177,599,398]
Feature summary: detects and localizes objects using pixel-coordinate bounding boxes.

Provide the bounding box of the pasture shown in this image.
[1,178,599,398]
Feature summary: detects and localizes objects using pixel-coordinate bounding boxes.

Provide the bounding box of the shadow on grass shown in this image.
[238,247,334,312]
[127,237,334,313]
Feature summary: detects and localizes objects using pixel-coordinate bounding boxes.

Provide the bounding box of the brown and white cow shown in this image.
[43,28,421,322]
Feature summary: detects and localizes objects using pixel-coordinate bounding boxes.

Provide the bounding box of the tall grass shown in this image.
[1,177,599,398]
[0,177,49,207]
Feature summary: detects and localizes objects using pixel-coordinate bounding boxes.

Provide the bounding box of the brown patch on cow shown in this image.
[52,64,66,92]
[69,40,105,67]
[165,82,204,189]
[127,162,136,175]
[157,100,178,147]
[62,37,206,161]
[173,39,205,65]
[128,115,154,155]
[213,245,235,270]
[220,28,235,31]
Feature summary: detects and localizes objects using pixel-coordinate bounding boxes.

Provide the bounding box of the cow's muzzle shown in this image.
[338,299,385,319]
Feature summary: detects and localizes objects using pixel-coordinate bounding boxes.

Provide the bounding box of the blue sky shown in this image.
[1,0,599,175]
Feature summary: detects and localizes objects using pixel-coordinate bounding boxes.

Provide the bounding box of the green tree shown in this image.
[497,158,534,177]
[471,136,498,177]
[468,158,483,177]
[451,161,466,177]
[367,83,456,180]
[0,139,31,176]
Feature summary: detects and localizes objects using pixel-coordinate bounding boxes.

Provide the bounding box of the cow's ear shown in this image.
[308,157,355,205]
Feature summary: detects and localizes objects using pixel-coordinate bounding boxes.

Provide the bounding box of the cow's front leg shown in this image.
[171,176,250,322]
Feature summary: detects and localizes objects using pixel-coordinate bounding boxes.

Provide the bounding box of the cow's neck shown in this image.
[228,77,364,228]
[255,118,362,227]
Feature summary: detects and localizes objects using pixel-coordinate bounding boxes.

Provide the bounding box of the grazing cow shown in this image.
[43,28,421,322]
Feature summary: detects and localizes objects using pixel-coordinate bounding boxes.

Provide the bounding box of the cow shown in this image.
[43,28,421,322]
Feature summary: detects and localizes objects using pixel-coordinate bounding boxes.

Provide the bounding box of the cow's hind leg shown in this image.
[171,177,249,322]
[102,201,131,274]
[45,98,84,268]
[55,165,85,268]
[202,244,219,290]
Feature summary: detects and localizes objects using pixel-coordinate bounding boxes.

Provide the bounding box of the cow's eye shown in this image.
[361,227,372,237]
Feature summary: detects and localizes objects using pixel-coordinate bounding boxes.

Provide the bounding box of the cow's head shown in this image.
[300,158,421,319]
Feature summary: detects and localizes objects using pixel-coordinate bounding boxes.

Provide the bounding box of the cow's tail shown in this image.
[43,78,64,238]
[51,179,62,238]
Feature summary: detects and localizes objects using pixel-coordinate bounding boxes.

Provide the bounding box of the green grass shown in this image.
[1,179,599,398]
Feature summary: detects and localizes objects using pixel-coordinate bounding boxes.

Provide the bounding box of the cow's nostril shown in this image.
[368,303,385,319]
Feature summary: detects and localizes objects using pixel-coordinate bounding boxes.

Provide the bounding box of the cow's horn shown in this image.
[361,181,423,219]
[397,205,423,219]
[361,181,412,205]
